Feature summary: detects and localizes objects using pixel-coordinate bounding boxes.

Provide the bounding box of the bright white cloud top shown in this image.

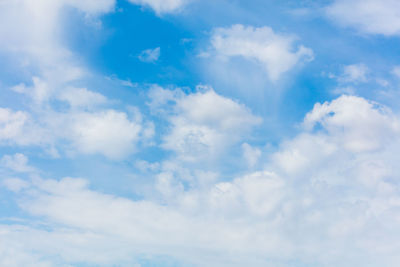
[1,0,400,267]
[208,24,314,81]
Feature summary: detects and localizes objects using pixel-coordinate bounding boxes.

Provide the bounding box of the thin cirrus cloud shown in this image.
[3,78,152,159]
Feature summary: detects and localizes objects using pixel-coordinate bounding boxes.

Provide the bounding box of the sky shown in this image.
[1,0,400,266]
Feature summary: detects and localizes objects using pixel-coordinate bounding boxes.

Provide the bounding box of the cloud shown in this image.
[392,66,400,78]
[2,174,288,266]
[149,86,262,161]
[57,87,108,108]
[3,95,400,266]
[1,153,35,173]
[2,89,150,159]
[242,143,261,168]
[0,0,115,63]
[303,95,399,153]
[64,0,116,14]
[326,0,400,36]
[338,63,369,83]
[206,24,313,81]
[2,178,30,193]
[67,110,143,159]
[0,108,48,146]
[128,0,188,14]
[138,47,161,63]
[2,0,400,266]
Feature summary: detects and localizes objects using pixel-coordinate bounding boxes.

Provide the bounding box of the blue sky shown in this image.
[2,0,400,266]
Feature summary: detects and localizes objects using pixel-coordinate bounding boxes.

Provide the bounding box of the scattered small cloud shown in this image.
[338,63,369,83]
[138,47,161,63]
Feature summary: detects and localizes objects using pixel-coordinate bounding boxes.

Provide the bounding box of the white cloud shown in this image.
[128,0,188,14]
[147,85,185,113]
[3,174,289,266]
[2,178,30,193]
[303,95,400,153]
[326,0,400,36]
[208,171,285,217]
[0,108,48,146]
[0,0,115,65]
[1,153,35,173]
[0,0,167,161]
[151,86,262,161]
[2,0,400,266]
[0,0,156,160]
[67,110,142,159]
[138,47,161,63]
[0,109,30,145]
[338,63,369,83]
[207,24,313,81]
[0,104,149,159]
[3,95,400,266]
[11,77,53,105]
[58,87,108,108]
[242,143,261,168]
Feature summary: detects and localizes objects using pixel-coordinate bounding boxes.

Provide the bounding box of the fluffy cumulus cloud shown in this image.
[2,84,150,159]
[303,95,399,152]
[3,94,400,266]
[274,95,400,176]
[206,24,314,81]
[326,0,400,36]
[67,110,143,159]
[149,86,262,161]
[31,110,148,160]
[0,0,154,159]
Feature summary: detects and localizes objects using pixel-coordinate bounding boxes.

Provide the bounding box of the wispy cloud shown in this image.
[138,47,161,63]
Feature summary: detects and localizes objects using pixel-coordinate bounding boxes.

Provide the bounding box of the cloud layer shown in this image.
[3,94,400,266]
